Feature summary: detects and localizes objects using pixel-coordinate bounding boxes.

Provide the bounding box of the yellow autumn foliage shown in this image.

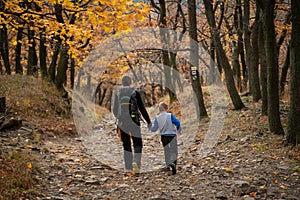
[2,0,150,68]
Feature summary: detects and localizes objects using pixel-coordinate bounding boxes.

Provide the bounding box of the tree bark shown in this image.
[235,0,247,86]
[250,3,261,102]
[70,57,75,89]
[280,43,290,94]
[159,0,176,103]
[55,45,69,90]
[39,30,47,78]
[49,42,60,82]
[208,39,217,85]
[35,3,47,78]
[54,3,66,88]
[232,41,241,91]
[0,96,5,113]
[260,0,284,134]
[188,0,207,118]
[287,0,300,145]
[0,59,2,74]
[204,0,245,110]
[27,26,38,77]
[0,25,11,75]
[76,69,83,90]
[233,2,242,91]
[258,16,268,115]
[15,27,23,74]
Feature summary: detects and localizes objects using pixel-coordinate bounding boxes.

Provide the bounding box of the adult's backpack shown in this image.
[117,87,139,123]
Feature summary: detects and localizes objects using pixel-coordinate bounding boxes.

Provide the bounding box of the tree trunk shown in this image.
[49,3,66,83]
[49,42,60,82]
[170,51,183,92]
[0,25,11,75]
[27,27,38,77]
[0,0,10,74]
[159,0,176,103]
[233,3,242,91]
[287,0,300,145]
[208,39,217,85]
[39,30,47,78]
[258,17,268,115]
[250,3,261,102]
[280,43,290,94]
[15,27,23,74]
[0,59,2,74]
[35,3,47,78]
[70,57,75,89]
[204,0,245,110]
[232,41,241,91]
[76,69,83,90]
[188,0,208,119]
[0,96,5,113]
[100,88,107,106]
[243,0,251,93]
[55,45,69,90]
[276,9,291,56]
[261,0,284,134]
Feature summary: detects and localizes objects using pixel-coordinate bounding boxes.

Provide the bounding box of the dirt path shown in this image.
[1,104,300,200]
[33,107,300,200]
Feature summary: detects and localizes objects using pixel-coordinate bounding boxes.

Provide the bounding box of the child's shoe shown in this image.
[161,165,171,171]
[169,163,176,175]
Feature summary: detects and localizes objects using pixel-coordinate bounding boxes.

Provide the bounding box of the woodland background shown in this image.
[0,0,300,199]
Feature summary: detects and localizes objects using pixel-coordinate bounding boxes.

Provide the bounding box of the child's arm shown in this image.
[171,114,182,132]
[150,118,159,132]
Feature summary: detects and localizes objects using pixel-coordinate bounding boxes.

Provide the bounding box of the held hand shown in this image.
[147,122,152,130]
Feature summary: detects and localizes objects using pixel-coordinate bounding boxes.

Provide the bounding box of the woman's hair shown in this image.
[121,75,132,86]
[159,102,168,112]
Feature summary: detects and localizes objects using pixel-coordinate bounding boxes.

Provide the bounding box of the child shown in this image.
[150,102,182,175]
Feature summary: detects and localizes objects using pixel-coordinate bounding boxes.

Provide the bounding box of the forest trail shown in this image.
[2,105,299,200]
[1,76,299,199]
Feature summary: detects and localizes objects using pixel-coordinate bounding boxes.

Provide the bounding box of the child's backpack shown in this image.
[117,87,139,123]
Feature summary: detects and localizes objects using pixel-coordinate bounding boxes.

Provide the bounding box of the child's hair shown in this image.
[159,102,168,112]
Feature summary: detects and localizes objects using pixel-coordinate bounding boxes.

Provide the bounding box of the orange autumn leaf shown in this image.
[224,167,233,172]
[189,179,198,183]
[250,192,257,197]
[27,163,32,169]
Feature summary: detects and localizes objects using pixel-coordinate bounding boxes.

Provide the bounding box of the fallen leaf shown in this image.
[272,179,279,183]
[224,167,233,172]
[260,184,266,189]
[104,168,109,173]
[268,155,279,159]
[65,181,71,186]
[280,185,287,189]
[27,163,32,169]
[111,181,118,185]
[62,190,71,195]
[189,179,198,183]
[249,192,257,197]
